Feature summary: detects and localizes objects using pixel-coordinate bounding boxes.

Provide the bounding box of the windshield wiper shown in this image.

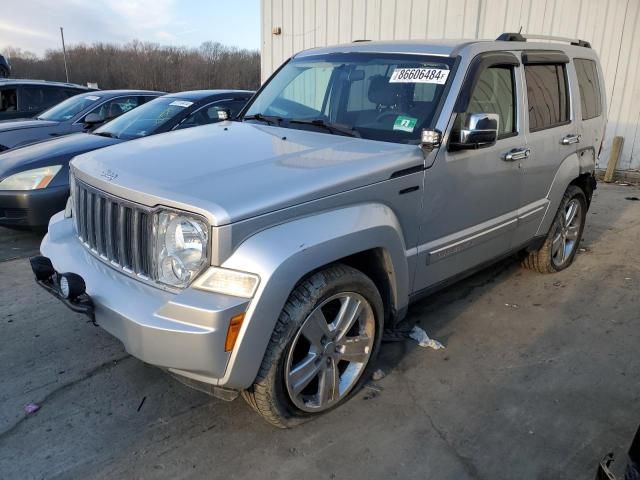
[287,118,361,138]
[243,113,283,125]
[93,131,115,138]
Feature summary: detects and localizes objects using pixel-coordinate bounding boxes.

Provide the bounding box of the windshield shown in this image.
[37,94,101,122]
[94,97,193,140]
[244,53,455,144]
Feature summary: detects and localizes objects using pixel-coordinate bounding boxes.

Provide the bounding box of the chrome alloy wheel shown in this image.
[285,292,376,412]
[551,198,582,267]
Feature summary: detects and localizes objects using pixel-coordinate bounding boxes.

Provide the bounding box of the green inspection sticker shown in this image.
[393,115,418,132]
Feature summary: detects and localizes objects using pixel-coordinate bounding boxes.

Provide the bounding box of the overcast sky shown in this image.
[0,0,261,56]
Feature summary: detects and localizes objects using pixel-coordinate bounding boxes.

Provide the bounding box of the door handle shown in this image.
[503,148,530,162]
[561,134,581,145]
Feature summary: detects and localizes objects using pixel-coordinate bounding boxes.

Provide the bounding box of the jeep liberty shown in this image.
[33,33,606,427]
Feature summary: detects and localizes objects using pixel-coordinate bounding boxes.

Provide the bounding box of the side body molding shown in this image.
[219,203,409,389]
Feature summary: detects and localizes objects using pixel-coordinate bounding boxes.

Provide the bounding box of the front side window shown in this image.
[244,53,455,144]
[456,66,516,138]
[574,59,602,120]
[525,64,569,131]
[37,94,102,121]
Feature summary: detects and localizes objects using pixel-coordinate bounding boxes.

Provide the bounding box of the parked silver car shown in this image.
[0,90,163,151]
[34,33,606,427]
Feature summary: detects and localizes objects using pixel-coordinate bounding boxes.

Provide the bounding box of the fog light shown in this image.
[59,273,85,300]
[30,256,55,281]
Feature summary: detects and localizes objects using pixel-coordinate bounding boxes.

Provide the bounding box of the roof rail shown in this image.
[496,32,591,48]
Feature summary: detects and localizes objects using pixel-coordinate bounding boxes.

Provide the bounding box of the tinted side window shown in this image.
[19,86,47,112]
[574,59,602,120]
[88,96,142,121]
[525,64,569,131]
[457,66,516,138]
[42,87,68,108]
[0,87,17,112]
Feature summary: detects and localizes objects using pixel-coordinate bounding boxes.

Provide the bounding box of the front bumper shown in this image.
[0,185,69,228]
[39,212,250,385]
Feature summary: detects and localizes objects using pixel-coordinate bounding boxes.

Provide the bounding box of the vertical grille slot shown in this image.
[72,178,152,278]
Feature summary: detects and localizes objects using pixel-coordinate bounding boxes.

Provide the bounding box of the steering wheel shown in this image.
[375,111,404,123]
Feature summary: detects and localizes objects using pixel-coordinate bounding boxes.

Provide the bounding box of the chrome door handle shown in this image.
[503,148,530,161]
[561,134,581,145]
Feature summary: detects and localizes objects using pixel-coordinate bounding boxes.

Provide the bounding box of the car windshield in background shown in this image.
[37,94,101,122]
[244,53,455,144]
[94,97,192,140]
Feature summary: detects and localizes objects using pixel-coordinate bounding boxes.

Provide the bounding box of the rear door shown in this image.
[516,51,578,245]
[413,51,526,292]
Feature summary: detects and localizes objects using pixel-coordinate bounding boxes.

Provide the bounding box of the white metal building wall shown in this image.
[261,0,640,171]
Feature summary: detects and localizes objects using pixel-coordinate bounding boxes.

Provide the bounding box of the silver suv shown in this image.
[33,33,606,427]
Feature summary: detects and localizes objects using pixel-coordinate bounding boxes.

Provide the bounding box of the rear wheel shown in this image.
[242,264,383,428]
[522,185,587,273]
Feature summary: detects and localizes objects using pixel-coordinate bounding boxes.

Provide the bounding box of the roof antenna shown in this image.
[518,26,523,34]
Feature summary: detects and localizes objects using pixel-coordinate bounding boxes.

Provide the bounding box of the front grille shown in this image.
[72,178,153,278]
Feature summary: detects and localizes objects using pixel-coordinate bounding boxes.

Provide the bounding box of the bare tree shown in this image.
[5,40,260,92]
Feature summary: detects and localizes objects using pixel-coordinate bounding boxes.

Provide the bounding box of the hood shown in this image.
[71,121,423,226]
[0,119,59,133]
[0,133,121,179]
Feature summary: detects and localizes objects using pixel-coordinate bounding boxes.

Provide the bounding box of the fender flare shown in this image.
[536,152,581,236]
[218,203,409,389]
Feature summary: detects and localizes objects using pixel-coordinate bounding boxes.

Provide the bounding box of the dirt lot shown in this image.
[0,183,638,480]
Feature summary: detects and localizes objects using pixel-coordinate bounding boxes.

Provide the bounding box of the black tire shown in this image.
[522,185,587,273]
[242,264,384,428]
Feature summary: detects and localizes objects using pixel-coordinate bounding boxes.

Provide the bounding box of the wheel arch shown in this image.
[218,203,410,389]
[537,151,594,236]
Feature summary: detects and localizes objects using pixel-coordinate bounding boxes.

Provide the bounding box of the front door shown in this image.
[413,53,526,292]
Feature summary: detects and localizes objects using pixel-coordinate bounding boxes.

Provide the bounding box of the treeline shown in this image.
[4,41,260,92]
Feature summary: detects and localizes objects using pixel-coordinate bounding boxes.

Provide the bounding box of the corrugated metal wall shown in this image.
[261,0,640,171]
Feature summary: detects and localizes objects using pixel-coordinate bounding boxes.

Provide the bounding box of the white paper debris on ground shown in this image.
[409,326,445,350]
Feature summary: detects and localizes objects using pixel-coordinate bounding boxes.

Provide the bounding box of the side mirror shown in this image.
[449,113,499,150]
[419,129,442,153]
[83,113,104,128]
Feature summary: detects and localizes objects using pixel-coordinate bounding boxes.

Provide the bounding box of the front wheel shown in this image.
[242,264,383,428]
[522,185,587,273]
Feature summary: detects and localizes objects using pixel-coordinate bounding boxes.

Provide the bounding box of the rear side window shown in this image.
[574,59,602,120]
[525,64,569,131]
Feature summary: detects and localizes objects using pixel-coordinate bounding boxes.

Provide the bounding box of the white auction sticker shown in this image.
[169,100,194,108]
[389,68,450,84]
[85,95,101,101]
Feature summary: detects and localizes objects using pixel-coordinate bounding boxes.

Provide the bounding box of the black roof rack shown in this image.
[496,32,591,48]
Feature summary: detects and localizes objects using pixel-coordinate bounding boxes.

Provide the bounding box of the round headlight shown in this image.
[156,213,208,287]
